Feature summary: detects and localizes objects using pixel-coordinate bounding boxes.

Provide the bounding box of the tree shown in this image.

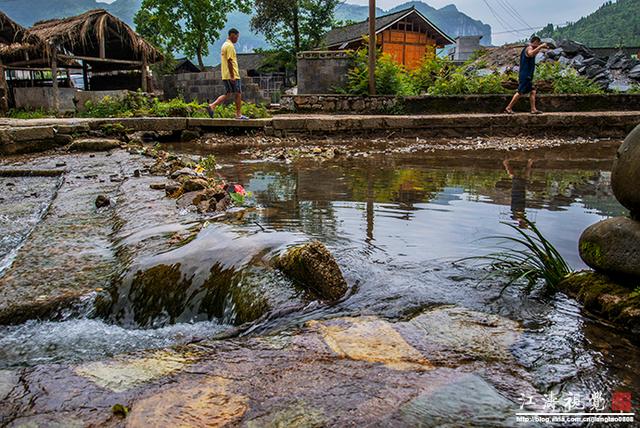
[135,0,251,70]
[251,0,339,54]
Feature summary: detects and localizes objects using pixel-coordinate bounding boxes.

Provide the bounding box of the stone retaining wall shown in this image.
[281,93,640,114]
[2,112,639,155]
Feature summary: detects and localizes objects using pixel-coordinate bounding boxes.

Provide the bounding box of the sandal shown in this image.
[531,110,543,115]
[206,105,215,118]
[504,108,514,115]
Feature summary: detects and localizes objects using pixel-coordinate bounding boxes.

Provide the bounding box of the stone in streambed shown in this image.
[95,195,111,208]
[150,182,166,190]
[68,138,121,152]
[170,167,198,179]
[273,241,348,301]
[612,124,640,217]
[579,216,640,279]
[182,178,209,193]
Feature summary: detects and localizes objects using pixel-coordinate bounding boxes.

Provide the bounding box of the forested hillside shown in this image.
[539,0,640,47]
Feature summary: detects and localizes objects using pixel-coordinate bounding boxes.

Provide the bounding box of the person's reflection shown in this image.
[503,158,534,228]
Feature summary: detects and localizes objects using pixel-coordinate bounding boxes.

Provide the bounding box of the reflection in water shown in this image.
[215,150,639,401]
[503,158,533,228]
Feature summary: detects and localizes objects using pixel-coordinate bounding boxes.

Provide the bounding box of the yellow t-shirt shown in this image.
[221,40,239,80]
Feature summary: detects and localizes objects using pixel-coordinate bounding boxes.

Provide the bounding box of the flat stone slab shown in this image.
[0,151,142,324]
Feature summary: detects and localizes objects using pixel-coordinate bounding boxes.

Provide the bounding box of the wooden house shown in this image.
[324,6,454,70]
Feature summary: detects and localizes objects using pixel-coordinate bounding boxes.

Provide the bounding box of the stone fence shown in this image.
[280,93,640,115]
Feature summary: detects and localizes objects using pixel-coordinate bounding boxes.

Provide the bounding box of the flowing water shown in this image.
[1,141,639,421]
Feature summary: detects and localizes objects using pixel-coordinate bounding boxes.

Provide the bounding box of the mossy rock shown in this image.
[579,216,640,280]
[273,241,348,301]
[559,271,640,335]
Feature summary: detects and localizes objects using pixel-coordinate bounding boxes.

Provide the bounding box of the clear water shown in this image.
[1,143,638,402]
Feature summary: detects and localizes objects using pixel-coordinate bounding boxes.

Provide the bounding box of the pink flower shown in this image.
[233,184,247,195]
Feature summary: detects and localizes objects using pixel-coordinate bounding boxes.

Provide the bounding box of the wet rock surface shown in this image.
[612,124,640,216]
[579,216,640,279]
[274,241,348,301]
[0,151,142,324]
[559,271,640,334]
[0,307,534,427]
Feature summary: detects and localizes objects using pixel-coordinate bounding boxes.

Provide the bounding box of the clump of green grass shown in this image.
[460,218,572,295]
[8,108,52,119]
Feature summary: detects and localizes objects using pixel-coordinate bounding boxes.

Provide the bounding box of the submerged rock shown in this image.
[579,216,640,279]
[273,241,348,301]
[103,225,305,328]
[559,271,640,334]
[612,124,640,216]
[68,138,121,152]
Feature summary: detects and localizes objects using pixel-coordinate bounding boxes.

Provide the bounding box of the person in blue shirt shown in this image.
[505,36,548,114]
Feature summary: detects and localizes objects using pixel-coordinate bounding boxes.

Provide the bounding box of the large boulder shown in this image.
[579,216,640,279]
[612,124,640,216]
[630,64,640,81]
[273,241,348,302]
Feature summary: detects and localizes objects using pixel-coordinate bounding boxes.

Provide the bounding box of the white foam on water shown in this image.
[0,318,230,369]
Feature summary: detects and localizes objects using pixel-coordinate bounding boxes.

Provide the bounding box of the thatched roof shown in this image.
[0,11,51,67]
[0,11,28,45]
[30,9,162,69]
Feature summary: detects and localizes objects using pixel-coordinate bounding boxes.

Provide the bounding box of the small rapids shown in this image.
[0,318,229,369]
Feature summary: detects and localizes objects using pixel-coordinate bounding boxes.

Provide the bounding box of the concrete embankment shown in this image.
[0,111,639,154]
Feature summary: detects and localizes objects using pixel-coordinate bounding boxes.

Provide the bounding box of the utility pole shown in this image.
[368,0,376,95]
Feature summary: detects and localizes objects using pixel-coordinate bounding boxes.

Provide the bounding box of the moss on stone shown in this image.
[273,241,348,302]
[559,271,640,334]
[579,241,602,265]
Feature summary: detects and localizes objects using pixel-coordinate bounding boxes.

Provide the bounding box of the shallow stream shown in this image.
[1,140,638,422]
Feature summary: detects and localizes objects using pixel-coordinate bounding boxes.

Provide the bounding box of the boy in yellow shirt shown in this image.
[207,28,248,120]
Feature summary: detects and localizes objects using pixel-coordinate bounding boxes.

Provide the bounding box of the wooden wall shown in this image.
[377,21,437,70]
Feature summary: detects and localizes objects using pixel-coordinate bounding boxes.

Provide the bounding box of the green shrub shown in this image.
[428,68,509,95]
[411,56,453,94]
[214,102,270,119]
[628,84,640,94]
[343,48,417,96]
[535,62,603,94]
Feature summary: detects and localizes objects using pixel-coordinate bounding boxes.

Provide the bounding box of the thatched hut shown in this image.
[29,9,162,71]
[0,9,163,112]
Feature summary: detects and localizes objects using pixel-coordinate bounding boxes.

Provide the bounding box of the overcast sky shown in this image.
[98,0,609,45]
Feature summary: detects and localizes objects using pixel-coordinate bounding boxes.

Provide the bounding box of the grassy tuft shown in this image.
[460,218,572,295]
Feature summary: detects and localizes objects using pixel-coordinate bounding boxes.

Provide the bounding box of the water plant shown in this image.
[197,155,217,177]
[460,218,572,295]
